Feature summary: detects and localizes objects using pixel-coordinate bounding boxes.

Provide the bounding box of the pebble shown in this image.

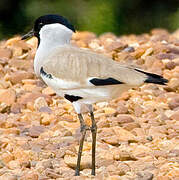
[34,96,48,111]
[136,171,153,180]
[45,168,62,178]
[112,149,137,161]
[103,107,116,114]
[114,114,135,124]
[0,173,17,180]
[0,48,12,59]
[168,96,179,110]
[1,153,14,164]
[8,160,21,170]
[42,86,56,95]
[18,92,52,105]
[64,155,91,169]
[113,126,137,142]
[122,122,141,131]
[0,89,16,105]
[20,171,39,180]
[27,125,46,138]
[157,176,171,180]
[8,71,34,84]
[9,59,32,71]
[170,110,179,121]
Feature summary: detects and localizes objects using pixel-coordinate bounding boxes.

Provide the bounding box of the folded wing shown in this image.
[41,46,168,90]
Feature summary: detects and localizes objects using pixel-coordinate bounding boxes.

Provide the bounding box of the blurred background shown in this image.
[0,0,178,40]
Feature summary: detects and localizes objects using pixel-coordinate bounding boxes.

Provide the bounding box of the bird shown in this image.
[21,14,168,176]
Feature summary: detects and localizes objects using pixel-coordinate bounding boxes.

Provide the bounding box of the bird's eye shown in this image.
[39,22,43,27]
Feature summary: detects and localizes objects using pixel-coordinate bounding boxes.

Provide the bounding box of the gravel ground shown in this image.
[0,29,178,179]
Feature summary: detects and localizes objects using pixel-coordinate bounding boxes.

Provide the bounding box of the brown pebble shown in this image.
[45,168,62,178]
[0,89,16,105]
[170,110,179,121]
[27,125,46,138]
[168,96,179,110]
[136,171,153,180]
[8,71,34,84]
[20,171,38,180]
[8,160,21,170]
[111,114,135,124]
[0,173,17,180]
[0,48,12,59]
[18,92,52,105]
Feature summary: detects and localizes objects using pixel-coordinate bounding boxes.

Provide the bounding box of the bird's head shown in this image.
[22,14,75,45]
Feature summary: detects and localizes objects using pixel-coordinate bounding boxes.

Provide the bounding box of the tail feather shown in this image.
[135,69,168,85]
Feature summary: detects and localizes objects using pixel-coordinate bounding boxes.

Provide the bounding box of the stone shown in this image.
[0,48,12,59]
[169,149,179,157]
[170,110,179,121]
[113,126,137,142]
[153,150,167,159]
[1,153,14,164]
[42,160,53,169]
[102,135,119,146]
[106,164,125,176]
[122,122,141,131]
[9,59,33,71]
[136,171,153,180]
[0,89,16,105]
[168,97,179,110]
[8,71,34,84]
[18,92,52,105]
[8,160,21,170]
[45,168,62,178]
[10,103,22,114]
[40,113,52,126]
[166,168,179,178]
[42,86,56,96]
[141,47,153,60]
[72,31,96,41]
[34,97,48,111]
[104,41,128,52]
[20,171,38,180]
[0,173,17,180]
[157,176,171,180]
[27,125,46,138]
[168,78,179,89]
[64,155,91,169]
[0,79,10,89]
[39,106,52,113]
[113,149,137,161]
[116,101,128,114]
[103,107,116,115]
[114,114,135,124]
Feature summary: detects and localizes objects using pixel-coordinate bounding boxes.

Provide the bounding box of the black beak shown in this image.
[21,29,34,40]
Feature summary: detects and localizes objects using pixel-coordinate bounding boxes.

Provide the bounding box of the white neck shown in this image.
[34,23,73,76]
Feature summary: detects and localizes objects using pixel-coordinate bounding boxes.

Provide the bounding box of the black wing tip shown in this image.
[135,68,168,85]
[145,76,168,85]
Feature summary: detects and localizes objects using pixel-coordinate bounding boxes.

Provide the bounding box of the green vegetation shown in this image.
[0,0,178,39]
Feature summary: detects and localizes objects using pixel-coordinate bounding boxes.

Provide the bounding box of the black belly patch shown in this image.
[90,77,124,86]
[64,94,83,102]
[40,67,52,79]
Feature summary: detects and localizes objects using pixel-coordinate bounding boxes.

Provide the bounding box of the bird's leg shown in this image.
[75,113,88,176]
[90,111,97,176]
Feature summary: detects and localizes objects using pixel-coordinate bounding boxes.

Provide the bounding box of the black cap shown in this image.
[22,14,75,40]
